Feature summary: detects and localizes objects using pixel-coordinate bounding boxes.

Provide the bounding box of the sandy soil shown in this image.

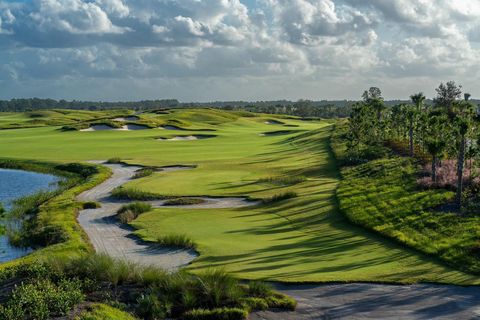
[77,163,197,270]
[251,283,480,320]
[77,163,256,270]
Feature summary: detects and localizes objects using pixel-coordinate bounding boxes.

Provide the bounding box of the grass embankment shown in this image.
[0,159,111,269]
[332,124,480,275]
[0,109,479,283]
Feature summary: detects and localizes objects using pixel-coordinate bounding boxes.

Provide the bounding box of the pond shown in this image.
[0,168,59,263]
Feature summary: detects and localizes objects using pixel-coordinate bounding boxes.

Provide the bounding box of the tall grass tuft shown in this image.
[111,187,160,200]
[116,202,153,223]
[157,234,197,250]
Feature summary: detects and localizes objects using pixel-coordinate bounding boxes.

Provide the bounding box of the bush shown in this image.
[164,198,206,206]
[116,202,153,223]
[265,293,297,310]
[182,307,248,320]
[111,187,160,200]
[136,293,170,320]
[240,297,268,311]
[0,278,84,319]
[106,157,123,164]
[262,192,297,204]
[83,201,101,209]
[133,168,155,179]
[157,234,197,249]
[247,281,272,298]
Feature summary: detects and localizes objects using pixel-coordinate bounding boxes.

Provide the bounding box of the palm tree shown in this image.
[405,105,416,157]
[426,138,446,184]
[410,92,426,111]
[456,118,469,206]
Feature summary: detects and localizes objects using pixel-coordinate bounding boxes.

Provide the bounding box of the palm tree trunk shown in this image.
[432,154,437,183]
[456,136,466,206]
[409,119,414,157]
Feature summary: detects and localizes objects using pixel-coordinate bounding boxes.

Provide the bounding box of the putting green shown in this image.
[0,109,478,283]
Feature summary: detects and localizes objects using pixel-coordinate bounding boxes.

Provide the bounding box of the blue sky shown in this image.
[0,0,479,101]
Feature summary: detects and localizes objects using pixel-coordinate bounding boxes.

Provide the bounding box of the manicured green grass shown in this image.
[0,109,479,284]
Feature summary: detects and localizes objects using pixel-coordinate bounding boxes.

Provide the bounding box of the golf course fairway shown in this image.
[0,109,478,284]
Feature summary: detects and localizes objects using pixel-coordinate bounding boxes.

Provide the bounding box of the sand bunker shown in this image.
[80,125,119,131]
[158,135,215,141]
[265,120,285,125]
[80,124,150,131]
[113,116,140,121]
[123,124,150,130]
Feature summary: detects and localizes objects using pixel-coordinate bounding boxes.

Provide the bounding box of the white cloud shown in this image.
[0,0,480,100]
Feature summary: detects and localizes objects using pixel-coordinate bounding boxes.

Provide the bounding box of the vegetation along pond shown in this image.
[0,168,59,263]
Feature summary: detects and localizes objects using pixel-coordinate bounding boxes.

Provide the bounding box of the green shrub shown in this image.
[192,269,243,309]
[106,157,123,164]
[83,201,101,209]
[262,191,297,204]
[0,278,84,319]
[111,187,160,200]
[164,198,206,206]
[240,297,268,311]
[133,168,155,179]
[265,293,297,310]
[76,303,136,320]
[247,281,272,298]
[136,293,170,320]
[182,307,248,320]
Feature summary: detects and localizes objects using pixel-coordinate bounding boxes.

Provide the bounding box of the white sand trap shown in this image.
[264,120,284,125]
[77,163,197,271]
[114,116,139,121]
[80,125,118,131]
[80,124,150,132]
[124,124,150,130]
[158,135,215,141]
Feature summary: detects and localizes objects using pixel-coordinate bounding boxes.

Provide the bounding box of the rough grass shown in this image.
[163,198,206,206]
[111,187,161,201]
[116,202,153,224]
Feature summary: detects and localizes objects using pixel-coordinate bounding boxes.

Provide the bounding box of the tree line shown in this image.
[347,81,480,208]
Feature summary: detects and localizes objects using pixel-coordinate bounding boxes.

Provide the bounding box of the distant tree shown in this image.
[410,92,426,111]
[433,81,462,115]
[464,93,471,101]
[362,87,385,121]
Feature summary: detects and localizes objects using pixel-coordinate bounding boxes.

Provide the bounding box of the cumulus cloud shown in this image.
[0,0,479,100]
